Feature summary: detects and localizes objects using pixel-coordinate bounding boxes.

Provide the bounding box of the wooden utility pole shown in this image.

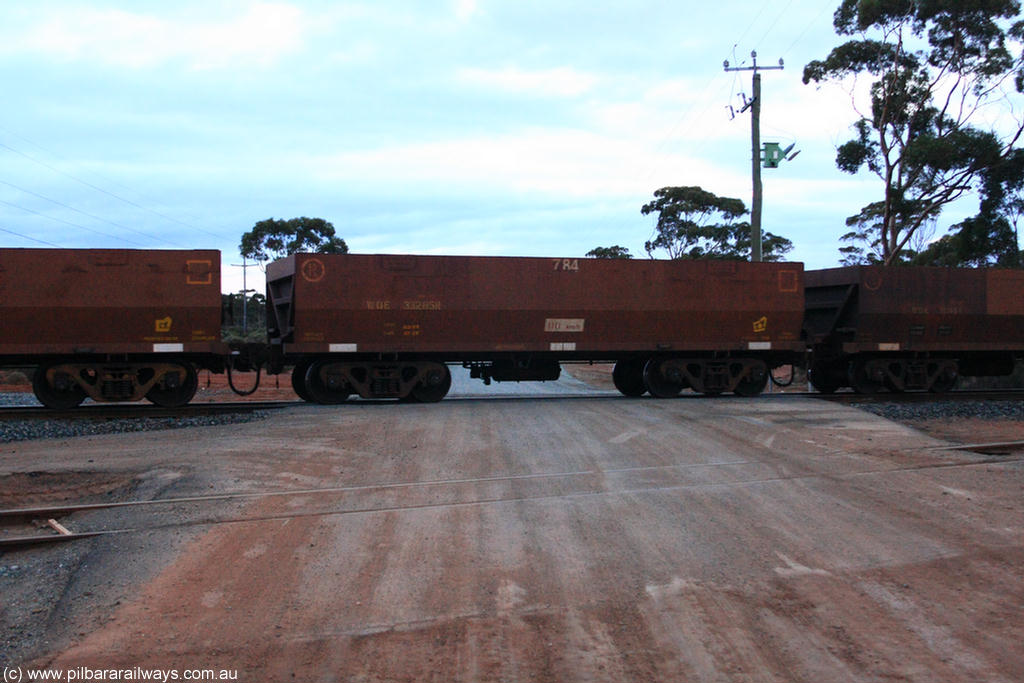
[724,51,783,262]
[231,259,255,334]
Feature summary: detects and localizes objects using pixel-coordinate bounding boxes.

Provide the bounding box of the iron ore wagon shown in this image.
[0,248,225,408]
[804,265,1024,393]
[266,253,806,402]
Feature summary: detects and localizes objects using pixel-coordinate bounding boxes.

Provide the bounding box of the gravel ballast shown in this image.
[852,399,1024,422]
[0,393,268,443]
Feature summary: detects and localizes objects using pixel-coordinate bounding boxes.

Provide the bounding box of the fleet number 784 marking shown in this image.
[552,259,579,271]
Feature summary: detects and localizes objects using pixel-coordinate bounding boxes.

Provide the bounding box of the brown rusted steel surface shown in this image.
[0,248,224,356]
[805,266,1024,353]
[268,254,805,356]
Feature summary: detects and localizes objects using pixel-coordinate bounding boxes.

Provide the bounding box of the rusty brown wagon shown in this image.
[804,266,1024,393]
[266,254,806,402]
[0,248,226,408]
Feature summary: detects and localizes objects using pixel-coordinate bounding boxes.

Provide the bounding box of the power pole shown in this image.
[724,51,783,262]
[231,259,255,334]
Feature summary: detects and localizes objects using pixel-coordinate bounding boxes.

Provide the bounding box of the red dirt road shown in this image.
[3,394,1023,681]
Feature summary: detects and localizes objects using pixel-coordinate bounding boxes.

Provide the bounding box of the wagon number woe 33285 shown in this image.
[553,259,579,271]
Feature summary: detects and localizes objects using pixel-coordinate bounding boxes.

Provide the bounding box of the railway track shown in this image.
[1,389,1020,419]
[3,448,1023,550]
[0,400,301,420]
[771,389,1024,404]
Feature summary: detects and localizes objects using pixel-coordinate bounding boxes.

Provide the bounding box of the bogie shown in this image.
[302,360,453,403]
[642,357,771,398]
[31,360,199,408]
[145,364,199,408]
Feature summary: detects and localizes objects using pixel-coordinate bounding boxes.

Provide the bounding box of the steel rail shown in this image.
[804,389,1024,404]
[0,400,301,420]
[0,391,1020,417]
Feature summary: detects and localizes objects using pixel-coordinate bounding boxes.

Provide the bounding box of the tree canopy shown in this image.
[641,186,793,261]
[804,0,1024,266]
[239,217,348,263]
[585,245,633,259]
[915,146,1024,265]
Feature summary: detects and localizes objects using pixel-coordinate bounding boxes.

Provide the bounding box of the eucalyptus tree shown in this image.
[240,217,348,263]
[804,0,1024,265]
[641,186,792,261]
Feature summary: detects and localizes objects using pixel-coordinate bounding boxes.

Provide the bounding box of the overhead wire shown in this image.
[781,2,835,59]
[721,0,824,158]
[638,5,782,187]
[731,4,771,55]
[0,198,149,247]
[750,0,797,52]
[0,179,174,247]
[0,122,212,229]
[0,138,227,243]
[750,1,839,157]
[0,225,61,247]
[651,0,807,184]
[648,0,774,166]
[645,71,727,176]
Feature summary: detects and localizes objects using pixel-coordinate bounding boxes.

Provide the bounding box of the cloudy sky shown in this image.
[0,1,1001,292]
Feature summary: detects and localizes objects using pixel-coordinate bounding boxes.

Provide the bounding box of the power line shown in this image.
[0,139,226,242]
[781,2,835,59]
[0,225,61,247]
[0,178,177,247]
[0,198,149,247]
[752,0,797,51]
[731,4,771,53]
[0,122,213,229]
[644,70,732,183]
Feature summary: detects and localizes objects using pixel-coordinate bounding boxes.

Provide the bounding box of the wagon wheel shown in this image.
[733,368,768,397]
[290,358,315,402]
[848,359,883,395]
[32,362,86,409]
[808,364,840,394]
[304,360,351,404]
[146,364,198,408]
[643,358,684,398]
[410,364,451,403]
[929,366,959,393]
[612,359,647,397]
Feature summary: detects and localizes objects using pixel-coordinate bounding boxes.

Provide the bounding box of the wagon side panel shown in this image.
[284,254,804,356]
[0,248,223,356]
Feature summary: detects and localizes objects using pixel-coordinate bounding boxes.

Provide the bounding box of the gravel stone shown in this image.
[852,399,1024,422]
[0,393,267,443]
[0,392,39,407]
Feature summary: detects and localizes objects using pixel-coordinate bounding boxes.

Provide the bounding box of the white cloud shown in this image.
[10,3,308,70]
[452,0,479,23]
[455,66,599,98]
[314,126,749,200]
